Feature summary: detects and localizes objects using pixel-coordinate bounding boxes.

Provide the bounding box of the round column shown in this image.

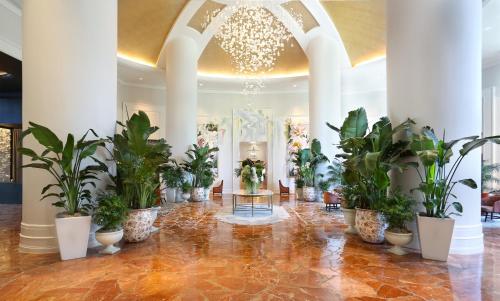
[165,36,198,159]
[387,0,482,254]
[21,0,117,253]
[307,34,342,159]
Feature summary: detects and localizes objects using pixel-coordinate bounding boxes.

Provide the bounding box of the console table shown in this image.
[232,189,273,216]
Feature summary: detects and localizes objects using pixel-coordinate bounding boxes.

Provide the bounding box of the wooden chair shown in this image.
[212,180,223,195]
[279,180,290,195]
[324,191,341,211]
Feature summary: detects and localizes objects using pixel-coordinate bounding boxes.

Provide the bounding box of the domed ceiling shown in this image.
[118,0,385,74]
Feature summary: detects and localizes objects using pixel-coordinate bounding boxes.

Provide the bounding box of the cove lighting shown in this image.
[353,55,386,68]
[117,53,156,68]
[197,71,308,80]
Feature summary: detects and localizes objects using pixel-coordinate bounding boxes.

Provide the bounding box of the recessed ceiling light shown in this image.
[138,77,143,81]
[199,82,204,87]
[293,84,297,88]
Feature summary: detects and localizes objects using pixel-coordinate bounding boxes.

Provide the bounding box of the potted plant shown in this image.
[339,184,358,234]
[182,144,218,202]
[162,161,183,203]
[410,126,500,261]
[301,163,316,201]
[328,108,414,243]
[19,123,107,260]
[380,192,415,255]
[93,194,128,254]
[295,178,304,200]
[201,172,215,200]
[235,159,266,194]
[180,181,192,201]
[110,111,171,243]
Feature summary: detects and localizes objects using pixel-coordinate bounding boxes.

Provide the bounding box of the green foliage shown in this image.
[318,180,330,192]
[328,108,414,210]
[20,123,107,215]
[235,159,265,188]
[380,191,415,232]
[339,184,361,209]
[482,161,500,192]
[296,178,304,188]
[110,111,171,209]
[181,181,192,193]
[292,139,329,187]
[93,194,128,231]
[162,161,183,188]
[182,144,218,188]
[300,163,315,187]
[410,127,500,218]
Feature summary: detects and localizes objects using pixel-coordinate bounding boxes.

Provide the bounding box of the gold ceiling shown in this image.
[118,0,386,72]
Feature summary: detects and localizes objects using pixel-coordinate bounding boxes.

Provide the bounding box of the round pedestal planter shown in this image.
[296,188,303,200]
[342,208,357,234]
[191,187,205,202]
[355,208,387,244]
[416,215,455,261]
[96,229,123,255]
[384,230,413,255]
[55,214,91,260]
[181,192,191,201]
[303,187,316,202]
[123,208,154,243]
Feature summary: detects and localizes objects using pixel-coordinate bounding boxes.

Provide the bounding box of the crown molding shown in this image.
[0,0,21,16]
[0,36,22,60]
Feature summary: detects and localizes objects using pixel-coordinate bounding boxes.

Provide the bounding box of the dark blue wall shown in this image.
[0,96,21,124]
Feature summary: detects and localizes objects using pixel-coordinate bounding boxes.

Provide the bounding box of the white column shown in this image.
[21,0,117,253]
[306,34,342,159]
[387,0,482,254]
[165,36,198,159]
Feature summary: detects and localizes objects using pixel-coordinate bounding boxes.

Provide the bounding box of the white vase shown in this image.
[191,187,205,202]
[123,208,155,243]
[303,186,316,202]
[342,208,357,234]
[95,229,123,255]
[288,177,296,193]
[384,230,413,255]
[150,206,160,233]
[417,215,455,261]
[55,214,91,260]
[165,187,177,203]
[355,208,387,244]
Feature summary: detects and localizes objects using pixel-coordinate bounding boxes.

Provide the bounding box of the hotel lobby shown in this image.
[1,0,500,300]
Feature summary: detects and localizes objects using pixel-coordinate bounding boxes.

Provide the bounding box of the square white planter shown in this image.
[55,215,91,260]
[416,215,455,261]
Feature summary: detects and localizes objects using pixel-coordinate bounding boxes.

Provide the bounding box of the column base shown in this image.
[450,223,484,255]
[19,222,59,254]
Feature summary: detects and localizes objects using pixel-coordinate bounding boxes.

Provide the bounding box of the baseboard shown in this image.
[19,222,59,254]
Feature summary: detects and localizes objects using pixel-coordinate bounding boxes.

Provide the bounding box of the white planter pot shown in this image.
[150,206,160,233]
[303,186,316,202]
[288,177,296,193]
[165,187,177,203]
[204,188,210,200]
[123,208,155,243]
[417,215,455,261]
[342,208,357,234]
[55,214,91,260]
[191,187,205,202]
[355,208,387,244]
[384,230,413,255]
[296,188,303,200]
[95,229,123,255]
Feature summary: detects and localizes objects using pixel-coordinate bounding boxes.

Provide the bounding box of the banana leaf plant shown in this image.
[182,144,219,188]
[291,138,329,186]
[327,108,415,210]
[19,122,107,215]
[410,126,500,218]
[109,111,171,209]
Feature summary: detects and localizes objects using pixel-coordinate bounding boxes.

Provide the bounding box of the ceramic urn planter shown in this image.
[417,215,455,261]
[123,208,155,243]
[355,208,387,244]
[95,229,123,255]
[342,208,357,234]
[384,230,413,255]
[55,214,92,260]
[191,187,206,202]
[303,186,316,202]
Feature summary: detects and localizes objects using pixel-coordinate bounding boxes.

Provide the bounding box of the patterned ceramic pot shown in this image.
[191,187,206,202]
[355,208,387,244]
[303,186,316,202]
[123,208,154,243]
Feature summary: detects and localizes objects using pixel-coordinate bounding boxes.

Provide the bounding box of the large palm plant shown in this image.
[20,123,107,215]
[110,111,171,209]
[328,108,414,210]
[182,144,219,188]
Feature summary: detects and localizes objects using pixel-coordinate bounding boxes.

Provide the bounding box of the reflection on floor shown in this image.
[0,196,499,300]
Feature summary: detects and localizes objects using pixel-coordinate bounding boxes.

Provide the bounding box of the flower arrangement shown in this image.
[299,162,314,187]
[285,118,309,177]
[235,159,265,194]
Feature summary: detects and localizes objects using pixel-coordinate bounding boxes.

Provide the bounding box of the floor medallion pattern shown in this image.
[0,196,499,300]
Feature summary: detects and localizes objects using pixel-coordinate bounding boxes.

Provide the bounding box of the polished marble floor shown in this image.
[0,196,499,300]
